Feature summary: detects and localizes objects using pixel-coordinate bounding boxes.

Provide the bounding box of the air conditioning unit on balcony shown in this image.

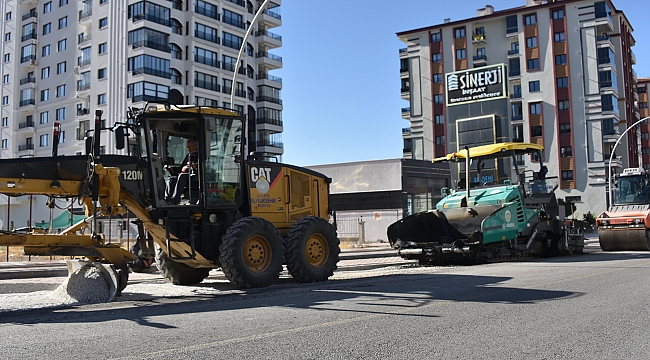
[73,67,79,75]
[29,59,36,65]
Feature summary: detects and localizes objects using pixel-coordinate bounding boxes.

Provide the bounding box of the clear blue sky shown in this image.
[275,0,648,166]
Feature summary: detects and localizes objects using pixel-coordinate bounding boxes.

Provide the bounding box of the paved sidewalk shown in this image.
[0,243,399,280]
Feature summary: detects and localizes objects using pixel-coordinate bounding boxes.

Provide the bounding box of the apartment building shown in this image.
[636,78,650,167]
[0,0,283,230]
[398,0,638,215]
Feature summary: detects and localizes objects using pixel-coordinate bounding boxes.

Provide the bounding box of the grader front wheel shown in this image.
[219,217,284,288]
[285,217,340,283]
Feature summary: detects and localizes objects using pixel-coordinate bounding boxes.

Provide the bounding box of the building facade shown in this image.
[398,0,639,216]
[0,0,283,230]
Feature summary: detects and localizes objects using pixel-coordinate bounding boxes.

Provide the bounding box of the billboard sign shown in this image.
[445,64,508,106]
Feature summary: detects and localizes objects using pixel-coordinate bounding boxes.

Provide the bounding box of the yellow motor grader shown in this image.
[0,105,340,299]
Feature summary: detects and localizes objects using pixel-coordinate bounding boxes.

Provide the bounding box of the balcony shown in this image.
[225,0,244,7]
[511,115,523,121]
[195,80,220,92]
[78,58,91,68]
[472,33,486,44]
[632,69,638,84]
[256,117,283,130]
[22,10,37,21]
[509,69,521,77]
[78,10,92,22]
[402,127,411,136]
[259,6,282,28]
[234,89,247,98]
[195,6,219,20]
[510,92,522,99]
[630,49,636,65]
[512,137,524,143]
[506,26,518,37]
[256,139,283,149]
[596,34,614,48]
[255,51,282,69]
[473,54,487,65]
[77,82,91,92]
[78,33,91,45]
[21,32,37,42]
[18,120,34,129]
[19,76,36,85]
[256,95,282,105]
[507,49,519,57]
[18,144,35,151]
[19,99,35,107]
[604,155,623,169]
[77,108,90,116]
[255,30,282,49]
[256,73,282,86]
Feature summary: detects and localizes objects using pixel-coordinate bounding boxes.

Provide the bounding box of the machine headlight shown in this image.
[634,218,642,224]
[601,220,609,225]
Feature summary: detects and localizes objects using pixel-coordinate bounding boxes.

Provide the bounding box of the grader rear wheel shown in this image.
[219,217,284,288]
[285,217,340,283]
[155,244,211,285]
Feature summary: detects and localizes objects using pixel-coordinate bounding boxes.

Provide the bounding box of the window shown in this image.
[57,61,66,74]
[44,2,52,13]
[526,36,537,48]
[99,18,108,28]
[562,170,574,181]
[2,117,7,126]
[100,0,107,3]
[56,107,65,120]
[5,33,10,42]
[513,84,522,97]
[642,133,650,141]
[554,32,565,42]
[560,123,571,133]
[433,73,442,83]
[98,43,107,54]
[3,54,8,62]
[557,77,569,88]
[553,9,565,20]
[56,84,66,97]
[512,102,523,119]
[509,58,521,76]
[510,41,519,54]
[436,135,445,145]
[1,139,6,149]
[42,45,50,57]
[454,28,465,39]
[98,93,106,105]
[57,39,67,52]
[558,100,570,110]
[433,94,443,104]
[506,15,518,33]
[43,23,51,35]
[640,102,648,109]
[643,148,650,156]
[531,126,543,137]
[527,58,539,70]
[39,134,49,147]
[435,115,444,124]
[529,80,540,92]
[530,102,541,115]
[41,89,50,101]
[432,53,441,62]
[59,0,68,6]
[475,27,484,35]
[98,68,106,79]
[222,31,242,50]
[524,14,537,26]
[2,96,7,105]
[476,47,486,57]
[431,32,441,42]
[58,131,65,143]
[40,111,48,124]
[2,75,8,84]
[597,47,615,65]
[513,124,524,142]
[555,54,567,65]
[456,48,466,59]
[4,12,10,21]
[58,16,67,29]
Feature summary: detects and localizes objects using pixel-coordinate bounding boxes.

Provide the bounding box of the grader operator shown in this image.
[0,105,340,299]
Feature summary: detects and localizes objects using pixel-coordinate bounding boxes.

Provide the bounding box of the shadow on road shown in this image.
[0,272,582,326]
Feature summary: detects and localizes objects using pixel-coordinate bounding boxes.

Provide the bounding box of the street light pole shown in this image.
[608,115,650,208]
[230,0,272,107]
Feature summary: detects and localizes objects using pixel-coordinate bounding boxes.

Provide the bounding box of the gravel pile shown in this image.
[51,265,111,303]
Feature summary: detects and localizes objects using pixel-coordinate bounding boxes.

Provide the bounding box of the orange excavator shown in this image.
[596,167,650,251]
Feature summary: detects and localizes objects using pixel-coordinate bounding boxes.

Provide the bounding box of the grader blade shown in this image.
[64,261,121,302]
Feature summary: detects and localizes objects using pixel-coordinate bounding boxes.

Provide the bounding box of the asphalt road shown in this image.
[0,247,648,359]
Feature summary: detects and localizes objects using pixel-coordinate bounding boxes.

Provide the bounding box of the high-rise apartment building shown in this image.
[398,0,638,215]
[0,0,283,229]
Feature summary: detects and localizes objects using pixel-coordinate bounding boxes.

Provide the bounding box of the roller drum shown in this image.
[598,228,649,251]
